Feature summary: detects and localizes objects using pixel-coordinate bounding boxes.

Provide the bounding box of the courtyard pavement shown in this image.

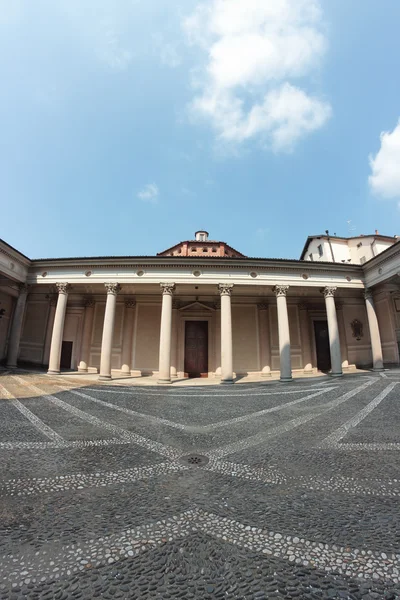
[0,370,399,599]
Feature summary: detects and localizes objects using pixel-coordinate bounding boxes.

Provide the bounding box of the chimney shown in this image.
[375,229,379,235]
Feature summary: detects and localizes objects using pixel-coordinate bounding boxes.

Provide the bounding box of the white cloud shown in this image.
[137,183,159,203]
[369,120,400,200]
[183,0,331,151]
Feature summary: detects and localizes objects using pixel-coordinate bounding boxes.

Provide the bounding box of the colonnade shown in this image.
[5,281,386,380]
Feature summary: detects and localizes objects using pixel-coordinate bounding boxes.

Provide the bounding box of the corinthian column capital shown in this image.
[18,283,29,295]
[323,286,337,298]
[105,283,120,296]
[56,282,70,295]
[218,283,233,296]
[273,285,289,297]
[364,288,373,300]
[160,283,175,296]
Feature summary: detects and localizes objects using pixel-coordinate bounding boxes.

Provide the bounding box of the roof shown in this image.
[299,233,397,260]
[157,239,246,257]
[0,238,31,262]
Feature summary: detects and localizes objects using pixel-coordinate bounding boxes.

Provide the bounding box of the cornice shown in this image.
[0,246,31,268]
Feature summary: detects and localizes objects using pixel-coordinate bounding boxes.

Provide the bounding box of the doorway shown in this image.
[314,321,331,372]
[184,321,208,377]
[60,341,73,369]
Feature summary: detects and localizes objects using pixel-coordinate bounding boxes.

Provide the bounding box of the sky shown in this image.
[1,0,400,260]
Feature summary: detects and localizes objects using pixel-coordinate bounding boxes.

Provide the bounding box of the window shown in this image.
[360,256,366,264]
[212,247,217,253]
[357,242,362,248]
[199,233,205,241]
[202,247,207,252]
[317,244,323,257]
[309,253,314,261]
[191,247,196,252]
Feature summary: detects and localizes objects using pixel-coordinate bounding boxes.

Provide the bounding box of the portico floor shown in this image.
[0,369,399,599]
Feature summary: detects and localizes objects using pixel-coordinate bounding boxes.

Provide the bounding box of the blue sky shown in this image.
[1,0,400,260]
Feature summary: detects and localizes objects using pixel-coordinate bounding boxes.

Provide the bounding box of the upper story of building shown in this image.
[300,231,398,264]
[157,230,246,258]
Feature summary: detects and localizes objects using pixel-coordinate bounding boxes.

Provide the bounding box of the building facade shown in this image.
[1,232,400,383]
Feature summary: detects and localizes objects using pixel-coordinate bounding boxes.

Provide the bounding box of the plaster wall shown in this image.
[374,293,399,364]
[132,303,161,374]
[232,305,259,373]
[19,298,49,364]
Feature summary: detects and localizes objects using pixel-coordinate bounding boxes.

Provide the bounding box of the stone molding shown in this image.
[298,303,308,311]
[56,282,69,295]
[273,285,289,297]
[104,283,120,296]
[323,286,337,298]
[125,300,136,309]
[160,283,175,296]
[218,283,233,296]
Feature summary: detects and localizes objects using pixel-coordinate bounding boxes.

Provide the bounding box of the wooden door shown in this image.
[184,321,208,377]
[314,321,331,372]
[60,341,73,369]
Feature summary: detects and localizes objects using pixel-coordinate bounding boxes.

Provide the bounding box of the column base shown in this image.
[331,372,343,377]
[372,367,384,372]
[158,379,171,385]
[47,369,60,375]
[99,375,112,380]
[280,376,293,383]
[221,379,234,384]
[261,372,272,378]
[6,364,17,369]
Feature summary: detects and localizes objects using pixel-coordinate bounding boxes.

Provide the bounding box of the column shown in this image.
[99,283,120,380]
[218,283,233,383]
[6,283,29,368]
[274,285,292,382]
[258,303,271,376]
[121,300,136,374]
[78,298,96,372]
[43,296,57,366]
[336,302,349,370]
[48,282,69,374]
[158,283,175,384]
[323,287,343,377]
[364,289,384,371]
[214,301,221,376]
[298,303,313,373]
[170,301,179,378]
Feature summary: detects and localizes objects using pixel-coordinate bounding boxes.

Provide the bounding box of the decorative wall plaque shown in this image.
[350,319,363,341]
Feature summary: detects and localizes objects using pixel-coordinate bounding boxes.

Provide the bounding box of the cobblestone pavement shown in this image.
[0,370,399,599]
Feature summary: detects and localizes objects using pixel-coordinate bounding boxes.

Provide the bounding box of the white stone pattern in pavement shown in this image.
[1,509,398,587]
[10,376,181,460]
[206,377,380,459]
[318,382,398,449]
[65,386,335,432]
[0,462,186,497]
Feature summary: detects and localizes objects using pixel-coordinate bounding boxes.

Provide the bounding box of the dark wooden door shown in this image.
[184,321,208,377]
[314,321,331,372]
[60,341,73,369]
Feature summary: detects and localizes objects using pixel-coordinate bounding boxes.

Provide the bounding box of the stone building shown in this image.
[1,231,400,383]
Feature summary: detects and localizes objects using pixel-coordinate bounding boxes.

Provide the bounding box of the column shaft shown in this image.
[299,304,313,373]
[7,284,28,368]
[170,302,178,378]
[219,284,233,383]
[258,304,271,376]
[324,287,343,377]
[99,284,120,380]
[365,291,384,371]
[336,304,349,370]
[275,286,292,382]
[121,301,136,374]
[48,283,69,374]
[214,303,221,376]
[158,283,175,384]
[43,298,57,366]
[78,299,95,372]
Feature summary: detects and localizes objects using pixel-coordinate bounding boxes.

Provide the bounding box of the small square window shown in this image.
[203,247,207,252]
[317,244,323,257]
[212,248,217,253]
[191,247,196,252]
